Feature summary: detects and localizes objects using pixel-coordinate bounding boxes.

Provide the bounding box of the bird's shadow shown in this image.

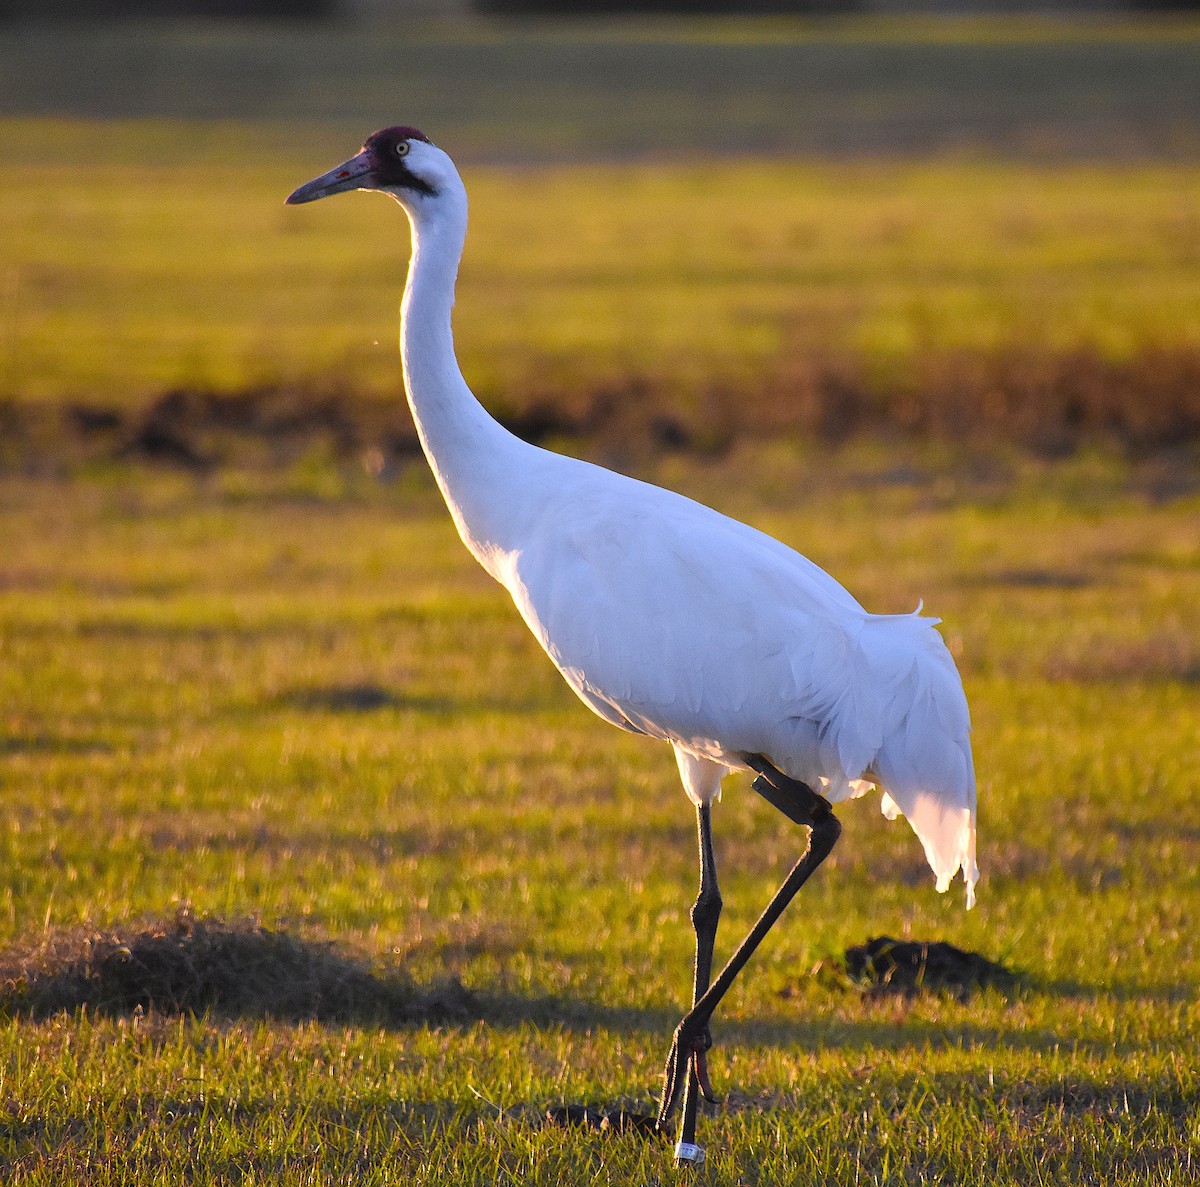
[0,911,669,1034]
[1,910,1164,1067]
[9,912,1189,1146]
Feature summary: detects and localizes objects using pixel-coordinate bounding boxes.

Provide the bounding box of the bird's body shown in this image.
[288,128,978,1158]
[473,443,975,894]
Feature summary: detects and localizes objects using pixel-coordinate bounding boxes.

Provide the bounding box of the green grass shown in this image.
[4,123,1200,417]
[2,452,1198,1182]
[2,15,1200,418]
[2,17,1199,1181]
[4,16,1200,158]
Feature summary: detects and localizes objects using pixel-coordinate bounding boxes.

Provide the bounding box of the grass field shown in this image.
[2,452,1198,1182]
[4,16,1200,159]
[2,18,1200,458]
[2,14,1200,1184]
[4,125,1200,458]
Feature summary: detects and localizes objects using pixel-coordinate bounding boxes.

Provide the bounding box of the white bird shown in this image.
[287,127,978,1161]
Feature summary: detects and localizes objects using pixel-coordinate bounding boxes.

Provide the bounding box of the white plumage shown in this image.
[498,451,977,901]
[288,127,979,1150]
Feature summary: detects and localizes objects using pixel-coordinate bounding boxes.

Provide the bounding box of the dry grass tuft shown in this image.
[1045,633,1200,684]
[0,908,477,1025]
[707,345,1200,455]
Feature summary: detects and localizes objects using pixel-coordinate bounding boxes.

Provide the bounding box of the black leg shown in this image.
[674,802,723,1159]
[657,756,840,1130]
[690,802,723,1021]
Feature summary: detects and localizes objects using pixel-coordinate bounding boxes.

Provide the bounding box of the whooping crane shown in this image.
[287,127,978,1163]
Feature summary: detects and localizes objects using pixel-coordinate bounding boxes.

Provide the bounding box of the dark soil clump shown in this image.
[545,1104,663,1139]
[844,936,1016,999]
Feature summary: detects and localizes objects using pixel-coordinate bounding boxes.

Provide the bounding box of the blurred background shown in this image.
[1,4,1199,470]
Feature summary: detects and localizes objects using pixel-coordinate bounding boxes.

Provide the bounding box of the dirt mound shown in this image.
[0,908,476,1024]
[844,936,1015,999]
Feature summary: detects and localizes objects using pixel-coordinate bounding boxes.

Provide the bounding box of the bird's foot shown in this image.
[693,1044,720,1104]
[656,1020,722,1128]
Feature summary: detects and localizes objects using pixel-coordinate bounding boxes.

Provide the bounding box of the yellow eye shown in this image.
[395,141,410,158]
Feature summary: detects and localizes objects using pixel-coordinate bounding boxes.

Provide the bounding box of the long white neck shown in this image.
[395,185,533,575]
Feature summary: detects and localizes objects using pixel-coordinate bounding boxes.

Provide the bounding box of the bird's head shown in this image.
[286,126,457,211]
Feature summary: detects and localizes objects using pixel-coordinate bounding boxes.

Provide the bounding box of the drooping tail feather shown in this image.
[865,613,978,907]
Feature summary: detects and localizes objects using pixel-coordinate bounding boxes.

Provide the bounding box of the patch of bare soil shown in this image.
[274,683,402,712]
[843,936,1016,999]
[3,345,1200,474]
[0,908,476,1024]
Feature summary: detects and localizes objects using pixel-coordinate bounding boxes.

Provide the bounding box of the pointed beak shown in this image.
[285,149,376,205]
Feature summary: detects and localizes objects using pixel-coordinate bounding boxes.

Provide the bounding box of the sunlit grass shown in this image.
[3,121,1200,417]
[1,454,1198,1182]
[2,18,1199,1179]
